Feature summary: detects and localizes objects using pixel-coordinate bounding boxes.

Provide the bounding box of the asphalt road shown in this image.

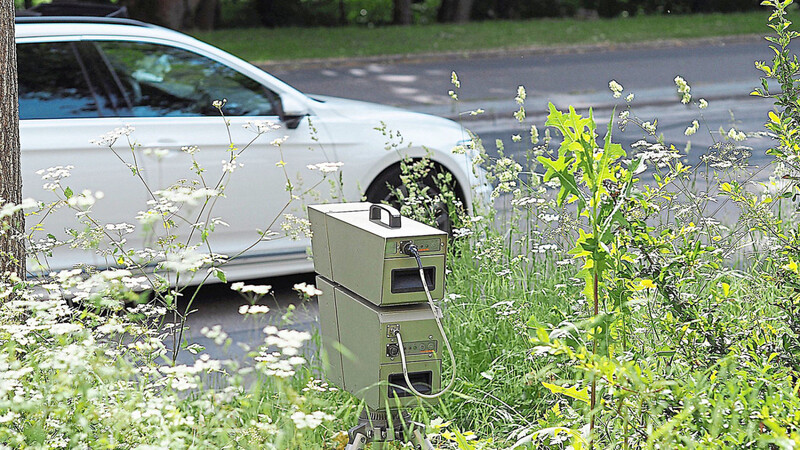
[180,38,779,363]
[270,38,768,116]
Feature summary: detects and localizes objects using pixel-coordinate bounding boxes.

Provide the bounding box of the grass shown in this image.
[190,10,794,63]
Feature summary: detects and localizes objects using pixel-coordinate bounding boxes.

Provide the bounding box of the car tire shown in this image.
[365,163,461,235]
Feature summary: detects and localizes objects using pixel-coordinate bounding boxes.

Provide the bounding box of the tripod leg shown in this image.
[345,432,367,450]
[413,429,435,450]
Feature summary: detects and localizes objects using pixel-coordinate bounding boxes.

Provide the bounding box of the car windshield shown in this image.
[93,40,279,117]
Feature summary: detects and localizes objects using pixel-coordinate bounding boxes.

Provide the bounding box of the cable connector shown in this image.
[400,242,422,268]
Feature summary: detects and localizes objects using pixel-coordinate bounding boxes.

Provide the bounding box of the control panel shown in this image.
[386,340,438,357]
[385,238,444,257]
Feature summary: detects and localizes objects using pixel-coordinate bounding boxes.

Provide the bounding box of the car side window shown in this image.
[93,41,278,117]
[18,42,108,120]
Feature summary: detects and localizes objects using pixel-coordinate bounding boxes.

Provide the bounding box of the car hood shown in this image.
[309,94,460,130]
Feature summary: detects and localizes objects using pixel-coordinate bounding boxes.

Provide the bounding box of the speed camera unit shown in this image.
[309,203,447,306]
[309,203,449,411]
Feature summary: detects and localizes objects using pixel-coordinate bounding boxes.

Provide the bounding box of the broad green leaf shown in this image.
[542,381,590,404]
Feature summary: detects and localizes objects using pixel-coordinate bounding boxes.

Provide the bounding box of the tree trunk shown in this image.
[437,0,473,23]
[190,0,219,30]
[454,0,474,22]
[0,0,25,277]
[393,0,412,25]
[437,0,456,22]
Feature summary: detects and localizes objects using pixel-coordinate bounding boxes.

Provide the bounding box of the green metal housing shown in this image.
[317,276,444,410]
[309,203,447,306]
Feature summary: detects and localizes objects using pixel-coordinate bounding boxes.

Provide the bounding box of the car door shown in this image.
[18,38,151,274]
[87,38,337,268]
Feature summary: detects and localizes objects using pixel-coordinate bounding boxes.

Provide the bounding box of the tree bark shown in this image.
[454,0,474,22]
[338,0,346,25]
[393,0,412,25]
[437,0,456,22]
[0,0,25,277]
[437,0,473,23]
[123,0,219,30]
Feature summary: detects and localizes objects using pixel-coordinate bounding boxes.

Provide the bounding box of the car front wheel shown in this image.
[365,163,462,235]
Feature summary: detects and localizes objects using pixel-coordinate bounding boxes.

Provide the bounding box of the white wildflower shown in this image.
[291,411,334,430]
[270,136,290,146]
[608,80,624,98]
[450,71,460,88]
[674,75,691,104]
[239,304,271,315]
[243,120,281,134]
[685,120,699,136]
[90,125,134,146]
[162,249,214,273]
[201,325,229,346]
[66,190,104,209]
[222,160,244,173]
[515,86,526,104]
[231,282,272,295]
[293,282,322,297]
[49,323,83,335]
[155,187,219,206]
[530,124,539,144]
[0,198,37,219]
[727,128,747,142]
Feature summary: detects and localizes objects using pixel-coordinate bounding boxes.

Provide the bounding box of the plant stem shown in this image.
[590,269,598,449]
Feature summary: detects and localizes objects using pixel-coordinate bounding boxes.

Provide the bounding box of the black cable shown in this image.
[394,241,456,399]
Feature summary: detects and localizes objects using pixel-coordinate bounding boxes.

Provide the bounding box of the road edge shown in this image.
[255,33,765,71]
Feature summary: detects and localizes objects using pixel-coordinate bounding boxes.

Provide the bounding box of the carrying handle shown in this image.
[369,204,402,228]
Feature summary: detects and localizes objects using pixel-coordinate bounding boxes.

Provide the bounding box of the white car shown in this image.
[16,16,484,282]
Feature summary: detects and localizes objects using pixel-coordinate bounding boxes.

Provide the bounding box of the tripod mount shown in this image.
[345,409,434,450]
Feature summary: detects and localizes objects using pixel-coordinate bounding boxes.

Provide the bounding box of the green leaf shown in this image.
[538,155,581,207]
[213,268,227,283]
[542,382,590,404]
[511,426,587,449]
[64,187,73,199]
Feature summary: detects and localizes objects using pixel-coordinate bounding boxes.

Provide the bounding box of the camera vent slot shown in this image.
[387,371,432,398]
[390,267,435,294]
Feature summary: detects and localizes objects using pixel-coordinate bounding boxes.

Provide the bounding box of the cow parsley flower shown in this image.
[222,160,244,173]
[238,304,271,314]
[674,76,692,104]
[293,282,322,297]
[727,128,747,142]
[609,80,624,98]
[450,71,460,88]
[243,120,281,134]
[530,124,539,144]
[231,282,272,295]
[290,411,334,429]
[66,190,104,209]
[685,120,699,136]
[90,125,134,147]
[515,85,526,104]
